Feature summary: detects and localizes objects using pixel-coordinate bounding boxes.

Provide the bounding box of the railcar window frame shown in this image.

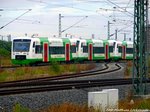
[35,45,42,54]
[76,41,80,51]
[126,48,133,54]
[81,43,88,53]
[71,45,76,53]
[93,47,104,53]
[109,46,113,53]
[118,46,122,53]
[49,46,65,54]
[83,46,88,53]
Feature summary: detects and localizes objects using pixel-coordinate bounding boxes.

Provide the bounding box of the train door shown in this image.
[65,43,70,61]
[105,44,109,60]
[122,45,126,59]
[43,42,49,62]
[88,44,93,61]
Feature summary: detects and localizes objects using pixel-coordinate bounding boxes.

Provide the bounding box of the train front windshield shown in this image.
[13,39,31,52]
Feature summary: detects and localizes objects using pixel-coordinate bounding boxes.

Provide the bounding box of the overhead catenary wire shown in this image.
[109,23,133,37]
[106,0,134,17]
[61,16,88,33]
[125,0,132,11]
[0,9,32,30]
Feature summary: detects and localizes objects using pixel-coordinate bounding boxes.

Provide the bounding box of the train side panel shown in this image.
[123,41,133,60]
[77,39,88,61]
[92,39,105,60]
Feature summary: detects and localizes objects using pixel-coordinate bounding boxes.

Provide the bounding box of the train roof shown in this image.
[12,36,32,40]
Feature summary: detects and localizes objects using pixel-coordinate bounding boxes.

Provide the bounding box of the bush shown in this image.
[13,103,31,112]
[50,60,60,73]
[0,48,10,57]
[135,99,150,109]
[0,40,11,57]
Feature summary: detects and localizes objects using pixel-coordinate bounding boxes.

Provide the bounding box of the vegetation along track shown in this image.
[0,63,124,95]
[0,61,99,69]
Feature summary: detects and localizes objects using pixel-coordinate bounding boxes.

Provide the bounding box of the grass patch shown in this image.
[39,103,100,112]
[0,71,9,81]
[0,57,12,66]
[119,90,150,110]
[13,103,31,112]
[124,61,133,78]
[0,63,96,82]
[119,98,150,110]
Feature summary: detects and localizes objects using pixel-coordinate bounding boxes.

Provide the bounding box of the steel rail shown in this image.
[0,63,121,88]
[0,78,149,96]
[0,63,108,86]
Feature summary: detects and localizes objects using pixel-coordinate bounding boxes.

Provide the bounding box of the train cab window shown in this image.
[126,48,133,54]
[35,45,42,54]
[93,47,104,53]
[49,47,65,54]
[13,39,31,52]
[71,46,76,53]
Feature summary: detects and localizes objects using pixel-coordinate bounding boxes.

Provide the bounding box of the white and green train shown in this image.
[11,37,133,65]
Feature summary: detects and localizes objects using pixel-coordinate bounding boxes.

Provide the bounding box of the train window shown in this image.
[81,43,88,53]
[33,42,35,48]
[35,45,42,54]
[93,47,104,53]
[76,41,80,51]
[113,42,116,48]
[118,46,122,53]
[49,47,65,54]
[109,46,113,52]
[71,46,76,53]
[126,48,133,54]
[83,46,88,53]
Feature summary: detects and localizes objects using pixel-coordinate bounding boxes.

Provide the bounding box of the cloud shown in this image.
[0,0,135,40]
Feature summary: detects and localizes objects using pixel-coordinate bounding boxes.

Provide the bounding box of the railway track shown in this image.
[0,63,120,88]
[0,78,149,96]
[0,63,124,95]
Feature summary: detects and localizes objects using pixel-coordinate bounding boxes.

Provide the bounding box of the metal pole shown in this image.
[124,33,126,41]
[59,14,61,38]
[115,29,117,40]
[108,21,110,40]
[133,0,148,95]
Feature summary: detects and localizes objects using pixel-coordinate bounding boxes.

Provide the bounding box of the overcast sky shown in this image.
[0,0,139,41]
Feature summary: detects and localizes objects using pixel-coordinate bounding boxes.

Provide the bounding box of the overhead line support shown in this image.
[132,0,148,95]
